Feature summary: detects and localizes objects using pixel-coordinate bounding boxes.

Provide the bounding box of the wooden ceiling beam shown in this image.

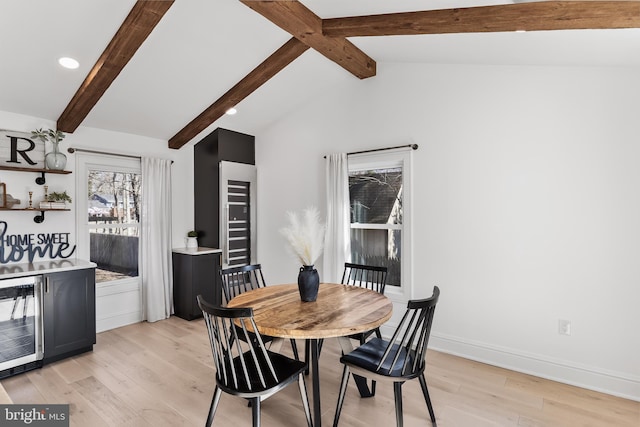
[169,37,309,149]
[240,0,375,79]
[57,0,174,133]
[172,0,638,150]
[323,1,640,37]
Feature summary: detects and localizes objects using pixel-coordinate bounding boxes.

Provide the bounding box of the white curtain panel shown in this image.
[141,157,173,322]
[324,153,351,283]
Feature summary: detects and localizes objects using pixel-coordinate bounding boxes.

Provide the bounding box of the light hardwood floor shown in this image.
[1,316,638,426]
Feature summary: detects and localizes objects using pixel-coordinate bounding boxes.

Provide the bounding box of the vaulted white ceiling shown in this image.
[1,0,639,147]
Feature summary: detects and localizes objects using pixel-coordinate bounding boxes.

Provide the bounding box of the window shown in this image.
[348,150,412,299]
[86,169,141,283]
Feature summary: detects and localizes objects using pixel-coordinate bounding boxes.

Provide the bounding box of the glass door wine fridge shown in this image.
[219,161,257,269]
[0,275,44,379]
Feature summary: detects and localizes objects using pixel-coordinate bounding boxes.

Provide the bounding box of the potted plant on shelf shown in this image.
[280,206,326,302]
[40,191,72,209]
[186,230,198,249]
[31,128,67,170]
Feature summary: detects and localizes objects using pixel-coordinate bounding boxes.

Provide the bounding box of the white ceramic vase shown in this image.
[186,236,198,249]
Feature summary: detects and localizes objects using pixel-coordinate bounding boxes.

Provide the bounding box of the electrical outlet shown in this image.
[558,319,571,336]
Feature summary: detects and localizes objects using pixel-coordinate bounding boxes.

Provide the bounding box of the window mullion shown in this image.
[351,223,402,230]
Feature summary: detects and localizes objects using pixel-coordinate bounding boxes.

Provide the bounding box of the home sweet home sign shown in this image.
[0,221,76,263]
[0,129,46,169]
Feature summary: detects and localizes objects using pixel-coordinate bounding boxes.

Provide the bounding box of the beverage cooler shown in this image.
[0,275,44,378]
[220,161,257,268]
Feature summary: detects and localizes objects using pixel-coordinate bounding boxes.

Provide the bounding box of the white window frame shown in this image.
[348,149,413,304]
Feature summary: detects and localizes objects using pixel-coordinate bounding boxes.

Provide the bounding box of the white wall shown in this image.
[0,110,193,252]
[255,63,640,401]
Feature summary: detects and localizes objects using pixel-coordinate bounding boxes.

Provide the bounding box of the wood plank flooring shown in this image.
[1,316,638,426]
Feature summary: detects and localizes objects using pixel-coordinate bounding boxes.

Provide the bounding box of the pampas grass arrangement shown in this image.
[280,206,326,266]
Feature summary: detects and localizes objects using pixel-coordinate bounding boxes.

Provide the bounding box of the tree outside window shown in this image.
[349,167,403,287]
[87,170,141,282]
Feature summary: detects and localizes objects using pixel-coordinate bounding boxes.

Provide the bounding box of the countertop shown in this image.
[0,259,96,279]
[172,247,222,255]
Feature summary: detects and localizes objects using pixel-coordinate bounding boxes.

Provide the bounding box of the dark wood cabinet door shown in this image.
[43,268,96,363]
[173,252,221,320]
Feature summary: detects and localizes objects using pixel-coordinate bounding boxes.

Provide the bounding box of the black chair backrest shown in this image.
[197,295,278,391]
[220,264,267,304]
[376,286,440,377]
[341,263,388,294]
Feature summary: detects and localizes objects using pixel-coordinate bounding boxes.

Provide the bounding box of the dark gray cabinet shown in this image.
[173,249,221,320]
[194,128,255,249]
[43,268,96,363]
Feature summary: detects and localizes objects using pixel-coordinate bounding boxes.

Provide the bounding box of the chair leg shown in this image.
[297,373,313,427]
[303,338,323,375]
[228,329,236,348]
[251,397,261,427]
[206,386,222,427]
[418,373,437,426]
[358,335,377,396]
[333,365,351,427]
[290,339,300,361]
[393,382,404,427]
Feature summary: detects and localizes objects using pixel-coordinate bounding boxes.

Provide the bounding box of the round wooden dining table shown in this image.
[227,282,393,427]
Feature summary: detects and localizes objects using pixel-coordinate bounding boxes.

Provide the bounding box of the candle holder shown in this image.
[27,191,34,209]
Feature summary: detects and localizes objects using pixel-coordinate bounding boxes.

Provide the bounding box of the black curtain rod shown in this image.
[348,143,418,156]
[67,147,173,164]
[67,147,140,160]
[324,143,418,158]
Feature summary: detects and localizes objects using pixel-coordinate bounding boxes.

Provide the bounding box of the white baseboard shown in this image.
[429,332,640,402]
[97,310,142,333]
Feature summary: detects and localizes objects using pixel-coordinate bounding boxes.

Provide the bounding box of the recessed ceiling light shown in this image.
[225,108,237,115]
[58,57,79,69]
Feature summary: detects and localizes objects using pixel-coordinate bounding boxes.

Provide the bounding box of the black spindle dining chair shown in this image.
[220,264,268,303]
[310,263,388,388]
[333,286,440,427]
[220,264,300,360]
[341,263,388,344]
[197,295,313,427]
